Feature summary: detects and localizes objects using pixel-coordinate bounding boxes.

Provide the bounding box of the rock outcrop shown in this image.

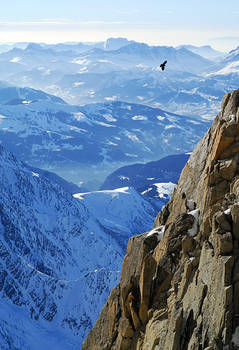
[81,90,239,349]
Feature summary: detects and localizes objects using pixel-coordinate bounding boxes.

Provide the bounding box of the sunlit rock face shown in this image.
[82,91,239,350]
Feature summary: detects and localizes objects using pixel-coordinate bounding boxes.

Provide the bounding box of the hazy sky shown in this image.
[0,0,239,51]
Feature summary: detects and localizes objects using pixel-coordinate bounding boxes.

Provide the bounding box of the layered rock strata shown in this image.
[82,90,239,349]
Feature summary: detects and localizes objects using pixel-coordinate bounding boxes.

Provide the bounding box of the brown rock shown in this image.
[219,158,237,180]
[231,204,239,240]
[139,254,157,325]
[220,142,239,159]
[118,317,134,338]
[213,130,234,160]
[182,235,194,254]
[208,179,228,205]
[214,211,231,232]
[215,232,233,256]
[174,213,194,234]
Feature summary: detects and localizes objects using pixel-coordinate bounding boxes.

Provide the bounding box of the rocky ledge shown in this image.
[82,90,239,349]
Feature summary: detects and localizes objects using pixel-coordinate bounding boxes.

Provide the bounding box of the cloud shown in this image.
[211,36,239,41]
[0,20,126,27]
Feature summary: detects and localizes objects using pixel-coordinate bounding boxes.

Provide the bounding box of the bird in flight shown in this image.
[160,60,167,71]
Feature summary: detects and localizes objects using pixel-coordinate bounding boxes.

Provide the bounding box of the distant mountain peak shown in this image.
[26,42,44,51]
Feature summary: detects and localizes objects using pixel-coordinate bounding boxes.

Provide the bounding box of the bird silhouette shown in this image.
[160,60,167,71]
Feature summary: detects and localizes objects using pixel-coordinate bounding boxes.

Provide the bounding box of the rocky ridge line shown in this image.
[81,90,239,349]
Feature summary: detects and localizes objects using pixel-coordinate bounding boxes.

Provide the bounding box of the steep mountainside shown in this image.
[82,90,239,349]
[0,145,158,349]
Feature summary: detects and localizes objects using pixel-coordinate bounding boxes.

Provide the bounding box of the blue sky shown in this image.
[0,0,239,51]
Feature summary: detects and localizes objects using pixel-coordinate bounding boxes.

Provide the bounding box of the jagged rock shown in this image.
[82,90,239,349]
[214,211,231,232]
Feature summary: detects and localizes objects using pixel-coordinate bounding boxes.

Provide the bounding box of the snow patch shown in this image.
[125,153,138,157]
[95,121,116,128]
[30,171,41,178]
[119,175,130,181]
[125,131,140,142]
[98,59,112,63]
[147,225,165,241]
[104,96,117,101]
[73,112,87,121]
[132,115,148,121]
[74,187,131,200]
[153,182,176,198]
[10,57,22,63]
[73,82,85,87]
[103,114,117,122]
[224,208,231,215]
[228,114,236,123]
[107,141,117,146]
[165,125,175,130]
[72,58,90,65]
[188,209,200,236]
[189,120,201,125]
[157,115,165,121]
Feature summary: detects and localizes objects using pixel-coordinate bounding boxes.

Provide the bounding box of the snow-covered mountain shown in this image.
[204,46,239,77]
[0,91,210,188]
[74,187,158,244]
[0,144,159,349]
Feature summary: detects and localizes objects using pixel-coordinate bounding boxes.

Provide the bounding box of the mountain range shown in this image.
[0,87,210,188]
[0,38,238,118]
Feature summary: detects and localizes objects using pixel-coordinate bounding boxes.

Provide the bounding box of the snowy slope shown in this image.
[205,46,239,77]
[0,144,159,348]
[74,187,157,246]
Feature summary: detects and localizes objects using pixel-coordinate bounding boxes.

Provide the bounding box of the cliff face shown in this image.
[82,90,239,350]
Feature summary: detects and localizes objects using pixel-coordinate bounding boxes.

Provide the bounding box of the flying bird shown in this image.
[160,60,167,71]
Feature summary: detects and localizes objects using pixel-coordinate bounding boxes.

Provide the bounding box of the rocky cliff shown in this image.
[81,90,239,349]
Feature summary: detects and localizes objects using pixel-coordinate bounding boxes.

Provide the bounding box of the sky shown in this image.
[0,0,239,52]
